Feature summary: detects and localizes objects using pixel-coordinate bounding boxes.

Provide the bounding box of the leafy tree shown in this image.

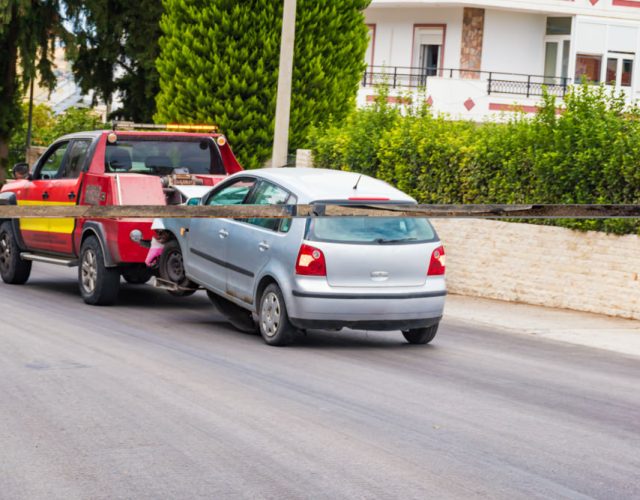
[0,0,67,182]
[65,0,163,122]
[155,0,371,169]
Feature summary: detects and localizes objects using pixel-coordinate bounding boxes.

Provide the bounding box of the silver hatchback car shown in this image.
[159,168,446,346]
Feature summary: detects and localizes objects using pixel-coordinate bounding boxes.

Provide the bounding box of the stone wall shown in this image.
[432,219,640,320]
[460,8,485,79]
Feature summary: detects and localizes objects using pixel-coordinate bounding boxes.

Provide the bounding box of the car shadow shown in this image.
[293,329,430,350]
[24,279,211,310]
[184,317,427,349]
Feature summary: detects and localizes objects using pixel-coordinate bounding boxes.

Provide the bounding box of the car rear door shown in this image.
[224,180,292,306]
[185,177,258,295]
[19,141,71,252]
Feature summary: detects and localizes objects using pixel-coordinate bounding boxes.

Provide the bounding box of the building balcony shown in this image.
[362,66,572,99]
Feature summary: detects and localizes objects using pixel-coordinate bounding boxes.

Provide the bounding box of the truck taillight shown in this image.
[428,246,446,276]
[296,244,326,276]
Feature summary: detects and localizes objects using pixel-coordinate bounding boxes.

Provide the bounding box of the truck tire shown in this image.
[0,221,32,285]
[78,236,120,305]
[258,284,296,346]
[159,239,197,297]
[402,323,439,345]
[122,265,153,285]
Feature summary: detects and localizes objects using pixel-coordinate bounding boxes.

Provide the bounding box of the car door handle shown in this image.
[42,191,49,200]
[68,192,76,200]
[258,242,270,251]
[218,229,229,238]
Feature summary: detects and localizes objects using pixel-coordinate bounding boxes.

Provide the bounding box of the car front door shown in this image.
[46,139,93,255]
[185,177,257,295]
[20,141,70,252]
[224,180,293,307]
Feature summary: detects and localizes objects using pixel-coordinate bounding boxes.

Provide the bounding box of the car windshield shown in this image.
[105,137,224,175]
[307,217,436,244]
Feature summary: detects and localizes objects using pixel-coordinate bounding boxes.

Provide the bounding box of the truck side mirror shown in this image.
[12,163,30,180]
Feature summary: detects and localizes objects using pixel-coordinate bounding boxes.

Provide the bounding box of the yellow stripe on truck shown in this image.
[17,200,77,234]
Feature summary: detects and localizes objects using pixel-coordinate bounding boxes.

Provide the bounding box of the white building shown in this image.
[361,0,640,118]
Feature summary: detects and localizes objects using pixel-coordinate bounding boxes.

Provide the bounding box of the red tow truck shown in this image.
[0,124,242,305]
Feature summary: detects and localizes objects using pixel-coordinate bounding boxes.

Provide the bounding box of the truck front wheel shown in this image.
[0,222,32,285]
[79,236,120,305]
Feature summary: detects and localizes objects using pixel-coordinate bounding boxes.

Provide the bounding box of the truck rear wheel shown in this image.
[0,222,31,285]
[79,236,120,305]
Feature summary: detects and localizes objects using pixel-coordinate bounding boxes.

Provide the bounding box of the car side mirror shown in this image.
[12,162,30,180]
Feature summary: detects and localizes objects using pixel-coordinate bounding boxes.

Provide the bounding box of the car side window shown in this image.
[37,142,69,180]
[245,181,291,232]
[59,140,91,179]
[206,178,256,206]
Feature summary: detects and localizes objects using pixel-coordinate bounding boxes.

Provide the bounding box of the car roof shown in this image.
[237,168,415,203]
[57,130,222,141]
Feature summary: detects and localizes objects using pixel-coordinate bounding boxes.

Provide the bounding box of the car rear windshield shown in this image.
[105,137,224,175]
[306,217,437,244]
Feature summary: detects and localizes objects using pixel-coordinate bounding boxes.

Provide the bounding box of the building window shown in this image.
[605,55,635,87]
[575,54,602,83]
[365,24,375,68]
[546,17,572,36]
[413,26,445,78]
[544,17,571,82]
[622,59,634,87]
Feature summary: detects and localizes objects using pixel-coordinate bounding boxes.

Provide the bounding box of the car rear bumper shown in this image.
[286,288,446,331]
[289,316,442,331]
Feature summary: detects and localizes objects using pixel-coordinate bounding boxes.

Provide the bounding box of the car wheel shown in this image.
[122,265,153,285]
[159,239,197,297]
[258,284,296,346]
[207,290,258,334]
[78,236,120,305]
[402,323,439,345]
[0,221,32,285]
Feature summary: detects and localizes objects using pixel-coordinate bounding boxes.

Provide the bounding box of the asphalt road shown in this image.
[0,265,639,500]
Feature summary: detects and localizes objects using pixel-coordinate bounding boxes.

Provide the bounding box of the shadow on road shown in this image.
[24,278,212,310]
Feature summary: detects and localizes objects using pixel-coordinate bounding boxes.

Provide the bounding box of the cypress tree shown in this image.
[155,0,371,169]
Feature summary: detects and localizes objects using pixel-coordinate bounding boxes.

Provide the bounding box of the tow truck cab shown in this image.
[0,126,243,305]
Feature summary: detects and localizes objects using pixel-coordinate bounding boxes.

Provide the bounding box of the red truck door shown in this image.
[45,139,93,255]
[19,141,71,252]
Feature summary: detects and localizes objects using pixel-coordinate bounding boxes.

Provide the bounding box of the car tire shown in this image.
[0,221,32,285]
[207,290,258,334]
[78,236,120,305]
[402,323,439,345]
[122,265,153,285]
[158,239,197,297]
[258,283,296,346]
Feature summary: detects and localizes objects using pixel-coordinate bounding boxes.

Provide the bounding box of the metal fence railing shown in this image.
[362,66,571,98]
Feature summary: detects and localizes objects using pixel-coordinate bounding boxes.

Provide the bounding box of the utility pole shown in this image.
[26,77,35,151]
[271,0,297,168]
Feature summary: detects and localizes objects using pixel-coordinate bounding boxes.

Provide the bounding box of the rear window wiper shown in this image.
[375,237,418,244]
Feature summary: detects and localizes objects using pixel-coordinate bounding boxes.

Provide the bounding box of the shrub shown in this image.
[309,84,640,235]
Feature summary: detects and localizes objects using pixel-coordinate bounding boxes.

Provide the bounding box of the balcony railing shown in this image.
[363,66,571,98]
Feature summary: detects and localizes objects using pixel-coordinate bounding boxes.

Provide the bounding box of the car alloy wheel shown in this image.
[260,291,281,338]
[81,248,98,294]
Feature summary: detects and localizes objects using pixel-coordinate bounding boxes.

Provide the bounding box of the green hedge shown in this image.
[309,85,640,235]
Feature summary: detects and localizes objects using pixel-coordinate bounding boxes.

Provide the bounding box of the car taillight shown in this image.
[296,244,326,276]
[428,245,446,276]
